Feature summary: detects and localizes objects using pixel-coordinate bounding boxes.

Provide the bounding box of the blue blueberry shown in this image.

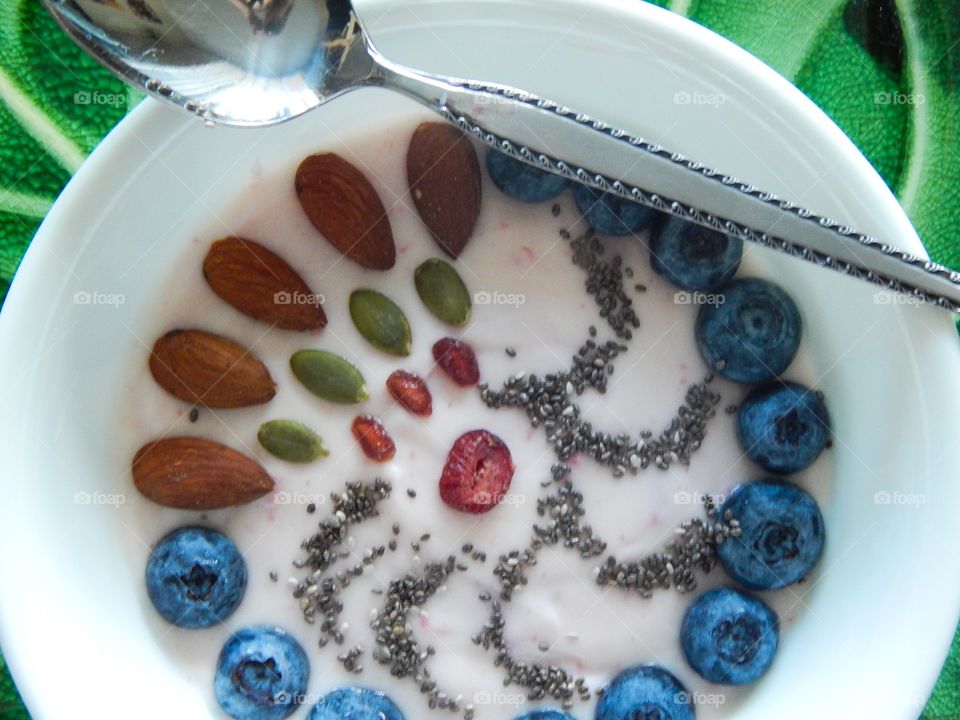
[515,711,576,720]
[695,278,802,383]
[649,216,743,291]
[595,664,694,720]
[680,586,779,685]
[573,183,659,236]
[307,687,404,719]
[145,526,246,629]
[738,381,831,474]
[486,149,569,202]
[717,480,825,590]
[215,626,309,720]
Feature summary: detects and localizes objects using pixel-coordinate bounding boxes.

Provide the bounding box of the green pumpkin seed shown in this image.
[414,258,472,326]
[349,289,412,356]
[290,350,368,403]
[257,420,328,463]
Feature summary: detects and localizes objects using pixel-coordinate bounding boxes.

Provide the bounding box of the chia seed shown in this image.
[371,556,466,714]
[551,203,561,217]
[594,495,741,597]
[505,346,517,358]
[188,407,199,423]
[567,229,640,339]
[479,334,721,476]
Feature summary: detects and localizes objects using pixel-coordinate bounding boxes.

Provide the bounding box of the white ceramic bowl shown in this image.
[1,0,958,718]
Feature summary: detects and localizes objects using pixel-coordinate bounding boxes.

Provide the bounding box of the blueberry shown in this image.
[307,686,404,719]
[573,183,659,236]
[515,711,576,720]
[486,149,569,202]
[738,381,831,474]
[695,278,802,383]
[680,586,779,685]
[145,526,246,628]
[717,480,825,590]
[649,216,743,291]
[595,664,694,720]
[215,626,309,720]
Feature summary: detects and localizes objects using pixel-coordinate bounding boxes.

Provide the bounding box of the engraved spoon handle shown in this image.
[372,52,960,313]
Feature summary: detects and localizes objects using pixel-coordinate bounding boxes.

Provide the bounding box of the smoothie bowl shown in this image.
[1,1,959,720]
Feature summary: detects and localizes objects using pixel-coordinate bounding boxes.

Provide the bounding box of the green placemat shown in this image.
[0,0,957,718]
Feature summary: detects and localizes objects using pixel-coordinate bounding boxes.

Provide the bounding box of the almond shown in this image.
[295,153,395,270]
[406,122,481,258]
[149,329,277,408]
[132,436,274,509]
[202,237,326,331]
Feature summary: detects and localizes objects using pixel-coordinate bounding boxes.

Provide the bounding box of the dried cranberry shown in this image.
[439,430,514,513]
[386,370,433,416]
[351,415,396,462]
[432,338,479,386]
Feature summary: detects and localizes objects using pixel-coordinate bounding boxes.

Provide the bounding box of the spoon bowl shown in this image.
[45,0,379,125]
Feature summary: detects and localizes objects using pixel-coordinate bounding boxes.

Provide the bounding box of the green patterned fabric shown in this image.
[0,0,957,718]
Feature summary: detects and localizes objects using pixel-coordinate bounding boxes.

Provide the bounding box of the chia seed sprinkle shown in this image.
[478,335,721,476]
[551,203,561,217]
[371,556,466,714]
[188,407,199,423]
[505,346,517,358]
[567,229,640,339]
[407,489,417,499]
[473,595,591,708]
[593,496,741,597]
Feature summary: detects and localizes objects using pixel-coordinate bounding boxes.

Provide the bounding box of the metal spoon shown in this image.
[44,0,960,311]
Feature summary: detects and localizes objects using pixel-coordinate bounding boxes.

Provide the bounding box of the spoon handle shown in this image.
[371,52,960,314]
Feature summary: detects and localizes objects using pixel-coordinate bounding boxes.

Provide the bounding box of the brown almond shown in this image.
[203,237,326,331]
[149,329,277,408]
[406,122,481,258]
[295,153,395,270]
[132,436,274,509]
